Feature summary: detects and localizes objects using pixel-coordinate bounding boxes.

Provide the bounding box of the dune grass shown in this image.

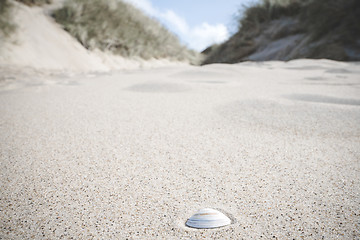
[242,0,360,44]
[239,0,302,35]
[15,0,51,6]
[202,0,304,64]
[52,0,198,63]
[255,0,360,43]
[203,0,360,64]
[300,0,360,43]
[0,0,16,40]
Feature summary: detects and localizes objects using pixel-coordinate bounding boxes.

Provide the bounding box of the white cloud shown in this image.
[188,23,229,51]
[123,0,229,51]
[160,10,189,35]
[123,0,157,15]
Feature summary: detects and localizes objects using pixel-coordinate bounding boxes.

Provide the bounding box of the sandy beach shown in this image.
[0,59,360,239]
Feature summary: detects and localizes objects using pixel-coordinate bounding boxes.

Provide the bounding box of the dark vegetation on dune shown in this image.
[52,0,198,63]
[202,0,360,64]
[15,0,51,6]
[0,0,16,40]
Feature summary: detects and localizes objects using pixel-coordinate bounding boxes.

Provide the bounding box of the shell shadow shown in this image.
[127,82,190,93]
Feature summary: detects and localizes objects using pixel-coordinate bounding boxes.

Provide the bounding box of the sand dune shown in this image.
[0,59,359,239]
[0,1,186,72]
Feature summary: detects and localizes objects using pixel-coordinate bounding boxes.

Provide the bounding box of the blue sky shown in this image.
[123,0,259,51]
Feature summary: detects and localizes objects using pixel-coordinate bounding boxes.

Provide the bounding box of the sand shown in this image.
[0,59,359,239]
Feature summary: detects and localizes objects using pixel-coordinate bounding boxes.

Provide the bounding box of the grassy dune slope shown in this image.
[0,0,16,40]
[1,0,52,43]
[52,0,198,63]
[203,0,360,64]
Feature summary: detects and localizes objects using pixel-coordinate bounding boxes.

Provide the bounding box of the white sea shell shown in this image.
[185,208,231,229]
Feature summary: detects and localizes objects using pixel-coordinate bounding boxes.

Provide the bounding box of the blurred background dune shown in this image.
[0,0,359,71]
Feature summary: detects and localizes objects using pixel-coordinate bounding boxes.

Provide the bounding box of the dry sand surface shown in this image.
[1,60,360,239]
